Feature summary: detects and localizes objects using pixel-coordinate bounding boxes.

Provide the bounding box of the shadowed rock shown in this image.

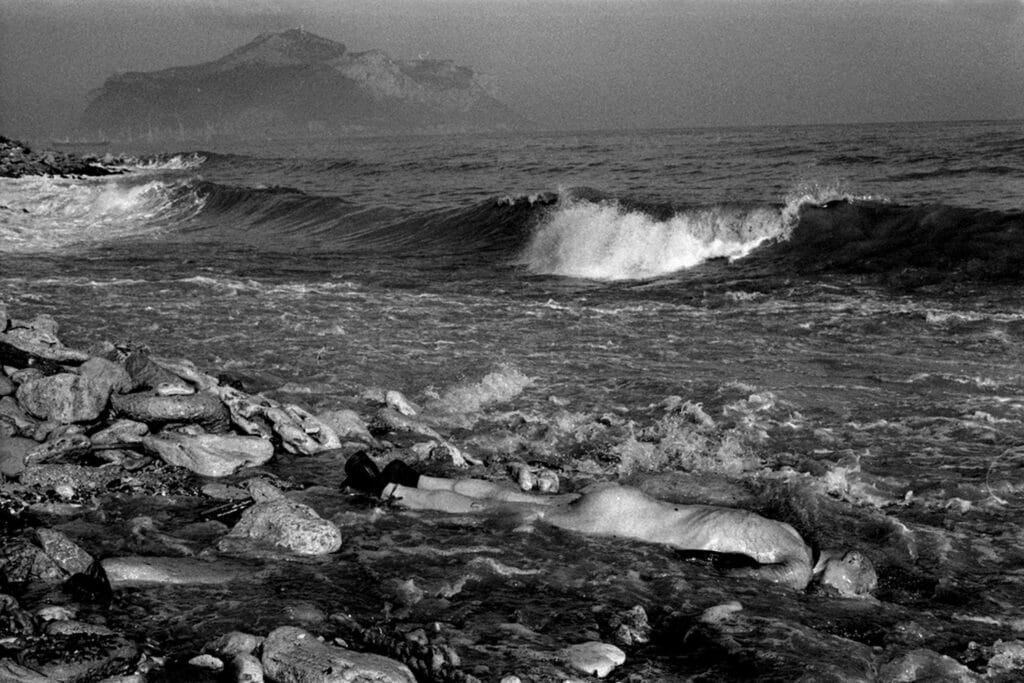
[112,391,231,433]
[261,626,416,683]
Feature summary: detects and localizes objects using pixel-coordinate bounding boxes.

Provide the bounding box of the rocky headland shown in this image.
[78,29,527,142]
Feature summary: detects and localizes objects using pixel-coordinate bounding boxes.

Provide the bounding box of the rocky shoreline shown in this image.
[0,137,117,179]
[1,303,666,682]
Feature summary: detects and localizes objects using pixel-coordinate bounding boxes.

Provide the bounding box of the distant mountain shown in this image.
[78,29,526,140]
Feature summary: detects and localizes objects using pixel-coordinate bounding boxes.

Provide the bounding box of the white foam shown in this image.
[0,176,203,252]
[520,198,786,280]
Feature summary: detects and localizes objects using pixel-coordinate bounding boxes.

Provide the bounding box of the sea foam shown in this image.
[520,197,785,280]
[0,176,202,252]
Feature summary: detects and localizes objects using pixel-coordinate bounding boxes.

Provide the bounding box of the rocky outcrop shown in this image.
[0,136,115,178]
[261,626,416,683]
[79,29,526,141]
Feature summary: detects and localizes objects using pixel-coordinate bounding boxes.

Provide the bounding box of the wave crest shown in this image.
[519,197,787,280]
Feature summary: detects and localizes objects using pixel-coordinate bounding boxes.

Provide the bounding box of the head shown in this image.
[813,549,878,598]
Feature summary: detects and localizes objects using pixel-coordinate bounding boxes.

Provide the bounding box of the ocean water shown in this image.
[3,120,1024,679]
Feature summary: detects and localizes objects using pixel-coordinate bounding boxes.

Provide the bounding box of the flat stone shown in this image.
[113,391,231,432]
[101,556,252,586]
[25,432,92,465]
[90,419,149,446]
[261,626,415,683]
[143,433,273,477]
[561,642,626,679]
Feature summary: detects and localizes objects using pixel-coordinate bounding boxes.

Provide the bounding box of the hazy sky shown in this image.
[2,0,1023,137]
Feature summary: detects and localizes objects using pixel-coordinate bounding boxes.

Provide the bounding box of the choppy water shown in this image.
[3,120,1024,679]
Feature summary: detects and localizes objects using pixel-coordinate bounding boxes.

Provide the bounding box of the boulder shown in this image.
[218,494,342,556]
[14,358,128,425]
[143,433,273,477]
[112,391,231,433]
[261,626,415,683]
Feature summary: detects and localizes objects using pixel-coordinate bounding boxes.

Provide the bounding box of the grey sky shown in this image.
[2,0,1022,138]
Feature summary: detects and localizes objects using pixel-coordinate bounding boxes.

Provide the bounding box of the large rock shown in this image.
[561,642,626,679]
[218,495,342,556]
[112,391,231,432]
[18,630,138,681]
[16,362,121,424]
[261,626,415,683]
[35,529,94,576]
[143,433,273,477]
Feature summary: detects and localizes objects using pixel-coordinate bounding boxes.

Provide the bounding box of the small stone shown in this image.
[189,653,224,670]
[207,631,264,658]
[35,528,93,575]
[561,641,626,679]
[699,601,743,624]
[35,605,76,621]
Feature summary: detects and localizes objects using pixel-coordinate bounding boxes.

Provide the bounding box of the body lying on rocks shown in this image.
[342,452,878,595]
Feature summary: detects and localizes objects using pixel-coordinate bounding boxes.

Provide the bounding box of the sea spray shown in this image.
[520,196,785,280]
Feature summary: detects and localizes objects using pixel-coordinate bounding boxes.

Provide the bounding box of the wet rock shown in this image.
[18,630,138,681]
[0,373,14,396]
[987,640,1024,677]
[561,641,626,679]
[143,433,273,477]
[113,391,231,433]
[261,626,416,683]
[231,652,265,683]
[374,407,442,440]
[879,648,980,682]
[0,434,36,477]
[316,409,376,445]
[263,403,341,455]
[699,601,743,624]
[0,593,37,637]
[35,528,93,575]
[189,653,224,671]
[0,536,66,583]
[206,631,264,658]
[123,350,188,392]
[608,605,651,646]
[91,418,149,446]
[386,390,420,416]
[218,491,342,556]
[101,556,252,586]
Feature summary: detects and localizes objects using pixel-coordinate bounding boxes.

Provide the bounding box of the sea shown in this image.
[2,120,1024,680]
